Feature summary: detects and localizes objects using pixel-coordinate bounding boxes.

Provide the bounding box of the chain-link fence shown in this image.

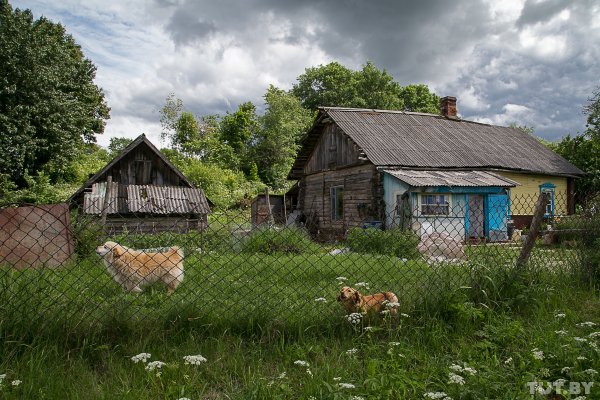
[1,191,599,332]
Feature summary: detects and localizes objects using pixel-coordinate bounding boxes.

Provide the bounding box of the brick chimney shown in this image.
[440,96,457,118]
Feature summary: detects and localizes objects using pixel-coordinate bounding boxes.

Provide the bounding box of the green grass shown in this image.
[1,229,599,399]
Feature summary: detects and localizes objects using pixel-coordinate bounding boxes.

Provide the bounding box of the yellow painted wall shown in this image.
[496,171,568,215]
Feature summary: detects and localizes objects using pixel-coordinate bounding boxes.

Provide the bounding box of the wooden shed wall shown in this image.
[99,143,185,187]
[299,165,382,240]
[304,124,363,175]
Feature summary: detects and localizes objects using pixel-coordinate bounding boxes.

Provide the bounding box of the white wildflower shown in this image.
[333,377,342,381]
[338,382,356,389]
[532,349,545,360]
[448,372,465,385]
[11,379,21,387]
[336,276,348,282]
[155,371,162,377]
[572,396,587,400]
[306,368,313,377]
[504,357,513,364]
[424,391,452,399]
[555,330,569,335]
[555,313,566,319]
[364,326,374,331]
[577,356,588,361]
[183,354,207,365]
[351,397,366,400]
[131,353,151,363]
[584,369,598,375]
[589,331,600,338]
[380,309,390,315]
[346,348,359,355]
[355,282,369,288]
[294,360,310,367]
[574,337,588,343]
[346,313,363,324]
[145,361,165,371]
[562,367,572,373]
[177,398,191,400]
[463,367,477,376]
[386,302,400,308]
[555,378,567,386]
[589,341,599,351]
[278,371,286,379]
[314,297,327,303]
[388,342,401,346]
[577,322,597,328]
[0,374,5,383]
[400,313,410,318]
[307,397,317,400]
[539,368,550,378]
[449,364,463,372]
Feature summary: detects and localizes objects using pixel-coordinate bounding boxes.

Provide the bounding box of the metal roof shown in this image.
[383,169,520,188]
[289,108,584,179]
[83,183,210,215]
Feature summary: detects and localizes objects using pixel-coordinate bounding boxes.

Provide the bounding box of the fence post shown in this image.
[101,176,113,227]
[516,192,550,268]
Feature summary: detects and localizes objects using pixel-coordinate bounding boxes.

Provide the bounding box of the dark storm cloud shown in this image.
[158,0,598,140]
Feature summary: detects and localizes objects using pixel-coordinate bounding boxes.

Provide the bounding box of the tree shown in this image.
[254,86,314,189]
[108,137,133,156]
[0,1,110,186]
[291,61,439,113]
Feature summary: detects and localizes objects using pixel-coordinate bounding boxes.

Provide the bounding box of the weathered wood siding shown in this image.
[100,143,184,187]
[304,124,363,175]
[299,165,381,239]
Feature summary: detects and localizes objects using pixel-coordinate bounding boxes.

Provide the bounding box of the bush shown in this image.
[241,227,319,255]
[346,228,420,259]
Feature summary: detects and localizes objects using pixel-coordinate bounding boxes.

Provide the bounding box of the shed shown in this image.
[69,134,211,234]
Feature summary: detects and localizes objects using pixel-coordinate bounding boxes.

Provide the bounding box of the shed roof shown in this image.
[289,107,583,179]
[384,169,520,188]
[68,134,198,203]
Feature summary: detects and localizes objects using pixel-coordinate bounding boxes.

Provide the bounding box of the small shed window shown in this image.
[421,194,449,216]
[540,183,555,216]
[331,186,344,221]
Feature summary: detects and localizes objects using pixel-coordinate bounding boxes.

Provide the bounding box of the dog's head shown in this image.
[96,241,125,258]
[337,286,361,306]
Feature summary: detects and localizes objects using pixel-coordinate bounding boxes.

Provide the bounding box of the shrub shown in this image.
[241,227,319,254]
[346,228,420,259]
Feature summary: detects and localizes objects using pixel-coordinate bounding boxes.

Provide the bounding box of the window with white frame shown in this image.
[331,186,344,221]
[420,194,450,216]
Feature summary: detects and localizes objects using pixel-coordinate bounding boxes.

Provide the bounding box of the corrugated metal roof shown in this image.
[83,183,210,215]
[383,169,520,188]
[289,108,584,178]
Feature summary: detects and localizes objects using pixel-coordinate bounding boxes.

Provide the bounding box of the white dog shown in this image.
[96,241,184,294]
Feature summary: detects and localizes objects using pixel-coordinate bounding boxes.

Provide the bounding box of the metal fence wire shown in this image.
[0,192,599,330]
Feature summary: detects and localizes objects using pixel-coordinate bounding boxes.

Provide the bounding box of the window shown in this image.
[539,183,555,216]
[331,186,344,221]
[421,194,449,215]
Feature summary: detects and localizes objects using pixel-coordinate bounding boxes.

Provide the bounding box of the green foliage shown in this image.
[162,149,265,209]
[254,86,314,189]
[241,227,319,254]
[346,228,420,258]
[107,137,133,157]
[0,1,109,186]
[291,61,439,113]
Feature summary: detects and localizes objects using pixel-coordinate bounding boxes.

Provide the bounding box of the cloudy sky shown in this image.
[13,0,600,147]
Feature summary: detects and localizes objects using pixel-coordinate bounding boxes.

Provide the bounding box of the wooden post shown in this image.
[265,187,274,226]
[101,176,113,226]
[516,192,550,268]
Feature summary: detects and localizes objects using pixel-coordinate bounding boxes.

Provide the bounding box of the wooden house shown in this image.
[69,134,211,234]
[287,97,583,241]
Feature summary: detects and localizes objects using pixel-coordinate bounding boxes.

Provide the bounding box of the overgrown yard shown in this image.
[0,230,599,399]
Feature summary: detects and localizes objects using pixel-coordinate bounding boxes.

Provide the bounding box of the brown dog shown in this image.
[96,241,184,294]
[337,286,399,317]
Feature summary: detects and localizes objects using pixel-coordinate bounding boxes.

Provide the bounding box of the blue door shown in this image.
[487,194,509,241]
